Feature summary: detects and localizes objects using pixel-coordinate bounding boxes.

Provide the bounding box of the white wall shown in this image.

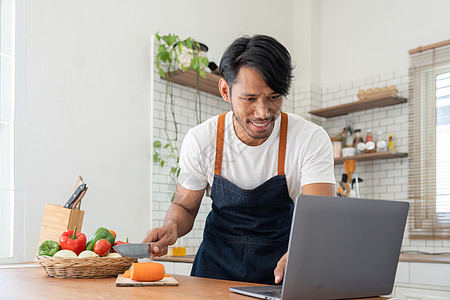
[317,0,450,87]
[292,0,321,88]
[17,0,450,262]
[19,0,294,262]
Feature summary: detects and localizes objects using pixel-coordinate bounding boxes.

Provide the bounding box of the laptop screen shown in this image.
[230,195,409,300]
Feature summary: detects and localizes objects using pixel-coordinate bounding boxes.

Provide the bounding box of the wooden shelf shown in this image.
[309,95,407,118]
[152,255,195,263]
[334,151,408,165]
[163,69,222,97]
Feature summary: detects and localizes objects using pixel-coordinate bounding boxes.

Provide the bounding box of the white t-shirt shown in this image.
[178,111,335,201]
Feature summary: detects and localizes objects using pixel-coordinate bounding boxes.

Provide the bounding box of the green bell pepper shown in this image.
[85,227,115,251]
[38,240,61,256]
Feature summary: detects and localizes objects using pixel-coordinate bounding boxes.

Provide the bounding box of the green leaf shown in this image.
[153,153,159,162]
[159,68,166,78]
[162,35,171,46]
[153,140,162,148]
[176,168,181,178]
[164,143,170,149]
[191,57,200,70]
[200,70,206,79]
[160,160,165,167]
[178,43,183,54]
[181,65,189,71]
[202,56,209,66]
[186,38,192,49]
[193,41,200,52]
[160,50,170,62]
[169,34,178,46]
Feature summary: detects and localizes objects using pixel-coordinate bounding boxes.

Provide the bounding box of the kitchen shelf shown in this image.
[163,70,222,97]
[152,255,195,263]
[334,151,408,165]
[309,95,407,118]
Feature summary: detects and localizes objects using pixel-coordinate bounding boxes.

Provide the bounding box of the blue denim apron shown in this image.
[191,112,294,284]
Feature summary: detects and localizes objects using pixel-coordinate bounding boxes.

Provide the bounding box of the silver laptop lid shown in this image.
[282,195,409,300]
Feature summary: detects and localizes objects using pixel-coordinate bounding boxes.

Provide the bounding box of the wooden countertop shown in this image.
[0,266,392,299]
[153,253,450,264]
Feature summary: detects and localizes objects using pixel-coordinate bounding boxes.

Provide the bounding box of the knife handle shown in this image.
[71,187,87,210]
[72,176,84,193]
[64,184,86,208]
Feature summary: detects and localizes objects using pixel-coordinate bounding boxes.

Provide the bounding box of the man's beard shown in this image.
[230,102,277,141]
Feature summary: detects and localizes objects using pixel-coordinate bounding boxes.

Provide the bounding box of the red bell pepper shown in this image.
[59,226,87,256]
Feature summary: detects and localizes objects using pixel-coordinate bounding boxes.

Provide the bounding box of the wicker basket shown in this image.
[35,255,137,278]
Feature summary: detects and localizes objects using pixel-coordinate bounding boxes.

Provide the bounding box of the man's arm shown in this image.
[274,182,336,283]
[301,182,336,196]
[142,183,205,257]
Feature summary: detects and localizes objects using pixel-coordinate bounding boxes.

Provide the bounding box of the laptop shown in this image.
[229,195,409,300]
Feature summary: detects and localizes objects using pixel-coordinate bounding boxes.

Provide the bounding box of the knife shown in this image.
[113,243,154,259]
[64,183,86,208]
[72,176,84,193]
[70,186,88,210]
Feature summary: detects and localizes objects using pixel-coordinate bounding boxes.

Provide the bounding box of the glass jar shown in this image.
[365,130,376,153]
[332,141,342,158]
[353,129,364,154]
[376,131,387,152]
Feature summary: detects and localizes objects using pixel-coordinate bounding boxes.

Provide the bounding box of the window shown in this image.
[409,42,450,239]
[436,71,450,213]
[0,0,15,259]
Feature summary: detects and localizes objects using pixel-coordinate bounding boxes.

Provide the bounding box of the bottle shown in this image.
[345,131,353,148]
[365,130,376,153]
[353,129,365,155]
[376,131,387,152]
[388,134,396,152]
[332,141,342,158]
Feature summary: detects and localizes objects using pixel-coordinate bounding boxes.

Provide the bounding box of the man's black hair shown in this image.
[219,34,294,97]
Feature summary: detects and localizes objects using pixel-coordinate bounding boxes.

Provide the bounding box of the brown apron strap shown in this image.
[214,112,227,176]
[214,112,288,176]
[277,112,288,176]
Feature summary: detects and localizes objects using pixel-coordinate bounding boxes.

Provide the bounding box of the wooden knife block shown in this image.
[38,204,85,248]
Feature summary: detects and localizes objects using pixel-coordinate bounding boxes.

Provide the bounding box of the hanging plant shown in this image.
[153,32,209,201]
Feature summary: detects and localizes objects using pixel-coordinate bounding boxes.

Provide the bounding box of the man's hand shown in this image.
[142,184,206,258]
[274,252,287,284]
[142,224,177,258]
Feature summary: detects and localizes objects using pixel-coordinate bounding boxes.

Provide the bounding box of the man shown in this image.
[143,35,335,284]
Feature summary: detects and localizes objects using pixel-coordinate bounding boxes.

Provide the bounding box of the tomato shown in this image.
[93,239,112,256]
[112,238,129,253]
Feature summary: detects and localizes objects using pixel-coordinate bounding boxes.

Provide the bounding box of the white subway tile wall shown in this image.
[152,56,449,255]
[292,69,449,254]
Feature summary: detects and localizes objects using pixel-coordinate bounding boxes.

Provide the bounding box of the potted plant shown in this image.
[153,32,209,201]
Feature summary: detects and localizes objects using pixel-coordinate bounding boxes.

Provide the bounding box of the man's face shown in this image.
[221,66,283,146]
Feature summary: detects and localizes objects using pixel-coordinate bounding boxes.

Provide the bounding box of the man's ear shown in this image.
[218,78,230,103]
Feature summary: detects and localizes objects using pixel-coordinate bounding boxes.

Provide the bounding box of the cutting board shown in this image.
[115,275,179,287]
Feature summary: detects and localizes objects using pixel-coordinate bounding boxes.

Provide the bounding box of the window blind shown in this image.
[408,41,450,239]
